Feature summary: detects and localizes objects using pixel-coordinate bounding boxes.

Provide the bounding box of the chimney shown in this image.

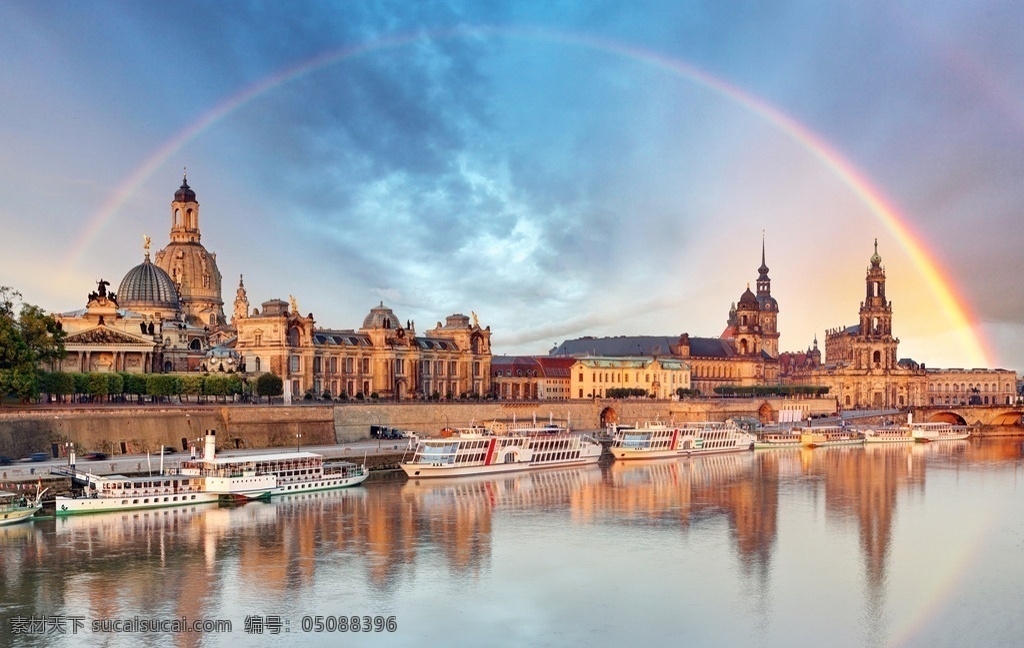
[204,430,217,461]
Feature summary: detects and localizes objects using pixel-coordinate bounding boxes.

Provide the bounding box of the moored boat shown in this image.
[0,487,45,526]
[910,422,970,443]
[179,430,368,496]
[798,426,865,448]
[610,421,755,460]
[863,426,914,443]
[400,424,602,478]
[753,431,803,449]
[53,471,226,516]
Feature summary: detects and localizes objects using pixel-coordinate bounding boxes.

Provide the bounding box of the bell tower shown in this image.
[755,237,780,358]
[853,239,898,370]
[154,172,226,327]
[170,171,201,244]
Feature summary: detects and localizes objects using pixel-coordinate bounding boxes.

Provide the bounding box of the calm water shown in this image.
[2,439,1024,648]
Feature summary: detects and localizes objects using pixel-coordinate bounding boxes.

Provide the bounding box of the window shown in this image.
[345,357,353,373]
[290,356,300,373]
[254,357,261,372]
[330,357,337,373]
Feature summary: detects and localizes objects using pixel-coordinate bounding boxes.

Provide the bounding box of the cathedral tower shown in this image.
[154,174,226,328]
[755,238,779,358]
[852,239,898,370]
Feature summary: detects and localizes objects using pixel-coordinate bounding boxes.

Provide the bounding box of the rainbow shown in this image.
[64,26,990,366]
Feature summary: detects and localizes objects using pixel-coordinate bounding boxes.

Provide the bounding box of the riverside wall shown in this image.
[2,397,1016,458]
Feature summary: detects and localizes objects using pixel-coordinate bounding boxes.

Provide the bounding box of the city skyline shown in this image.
[2,2,1022,372]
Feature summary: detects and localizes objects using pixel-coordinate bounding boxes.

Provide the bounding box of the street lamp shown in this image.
[296,432,302,453]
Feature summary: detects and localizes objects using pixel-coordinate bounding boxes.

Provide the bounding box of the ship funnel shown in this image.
[204,430,217,461]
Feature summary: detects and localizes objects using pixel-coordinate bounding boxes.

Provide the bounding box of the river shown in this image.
[2,438,1023,647]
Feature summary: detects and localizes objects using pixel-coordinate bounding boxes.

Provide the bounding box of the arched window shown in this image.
[289,328,300,346]
[255,357,261,372]
[873,351,881,365]
[189,339,201,351]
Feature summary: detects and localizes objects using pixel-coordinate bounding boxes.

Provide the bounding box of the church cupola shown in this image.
[170,171,201,244]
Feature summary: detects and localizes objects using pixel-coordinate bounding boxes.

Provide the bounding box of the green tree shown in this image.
[86,373,109,401]
[19,303,66,369]
[72,373,89,401]
[106,373,123,401]
[146,374,180,402]
[228,375,244,401]
[255,373,283,403]
[180,374,204,403]
[205,375,231,402]
[123,373,148,403]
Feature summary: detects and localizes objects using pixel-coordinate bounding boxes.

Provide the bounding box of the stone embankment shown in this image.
[1,399,1018,459]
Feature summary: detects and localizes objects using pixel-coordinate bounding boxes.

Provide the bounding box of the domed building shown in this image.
[50,176,232,375]
[117,249,180,318]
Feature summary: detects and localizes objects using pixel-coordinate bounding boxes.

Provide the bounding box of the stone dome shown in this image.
[118,256,181,312]
[362,302,401,330]
[738,286,758,308]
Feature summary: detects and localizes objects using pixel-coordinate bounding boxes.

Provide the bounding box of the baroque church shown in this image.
[544,241,782,397]
[51,176,494,399]
[779,241,1017,409]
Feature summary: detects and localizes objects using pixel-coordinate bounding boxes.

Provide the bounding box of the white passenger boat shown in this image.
[182,452,368,496]
[53,430,365,516]
[609,421,754,460]
[798,426,865,448]
[400,424,602,478]
[0,487,45,526]
[910,422,970,443]
[178,430,368,495]
[53,471,227,515]
[863,426,914,443]
[753,431,803,449]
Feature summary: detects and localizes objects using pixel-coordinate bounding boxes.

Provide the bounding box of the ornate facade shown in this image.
[782,241,1016,408]
[53,183,223,376]
[550,242,780,397]
[233,299,493,400]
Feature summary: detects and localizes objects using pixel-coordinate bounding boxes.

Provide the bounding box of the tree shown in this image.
[255,373,283,404]
[180,374,204,403]
[0,287,66,402]
[19,303,66,369]
[123,373,148,403]
[146,374,180,402]
[205,375,231,402]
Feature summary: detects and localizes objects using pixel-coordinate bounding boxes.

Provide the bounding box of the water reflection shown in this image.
[0,439,1021,647]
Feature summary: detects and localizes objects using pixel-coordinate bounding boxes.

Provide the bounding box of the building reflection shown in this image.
[1,438,1021,638]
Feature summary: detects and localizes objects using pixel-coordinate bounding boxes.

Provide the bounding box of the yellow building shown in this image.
[569,356,690,400]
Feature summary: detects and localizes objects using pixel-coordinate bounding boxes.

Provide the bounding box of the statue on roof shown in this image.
[289,294,299,315]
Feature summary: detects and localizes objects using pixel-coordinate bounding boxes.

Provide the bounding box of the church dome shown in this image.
[738,286,758,308]
[362,302,401,330]
[118,256,181,312]
[174,176,197,203]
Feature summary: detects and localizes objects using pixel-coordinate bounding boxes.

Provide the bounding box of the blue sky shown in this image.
[2,1,1022,372]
